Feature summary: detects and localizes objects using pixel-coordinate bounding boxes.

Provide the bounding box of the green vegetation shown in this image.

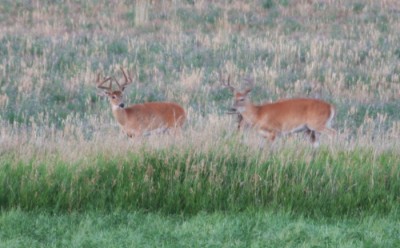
[1,210,399,247]
[1,148,400,217]
[1,0,400,246]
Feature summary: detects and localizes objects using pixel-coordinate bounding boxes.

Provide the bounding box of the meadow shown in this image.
[1,0,400,246]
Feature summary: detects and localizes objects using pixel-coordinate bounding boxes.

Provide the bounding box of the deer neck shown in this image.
[112,105,127,126]
[240,102,262,125]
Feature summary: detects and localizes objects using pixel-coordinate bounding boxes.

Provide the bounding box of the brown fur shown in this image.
[106,90,186,138]
[229,88,336,147]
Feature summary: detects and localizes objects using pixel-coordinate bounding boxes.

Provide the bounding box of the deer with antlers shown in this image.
[222,76,336,147]
[97,67,186,138]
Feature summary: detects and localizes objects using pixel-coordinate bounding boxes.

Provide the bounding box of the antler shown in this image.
[243,77,254,93]
[96,73,112,91]
[114,67,133,91]
[220,74,236,93]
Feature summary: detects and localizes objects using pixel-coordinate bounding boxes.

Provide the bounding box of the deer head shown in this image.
[97,67,133,109]
[221,75,253,114]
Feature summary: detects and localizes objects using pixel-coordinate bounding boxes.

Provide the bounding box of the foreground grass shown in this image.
[1,145,399,217]
[0,209,399,248]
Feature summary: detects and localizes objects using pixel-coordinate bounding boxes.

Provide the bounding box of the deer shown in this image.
[96,67,186,138]
[222,76,336,148]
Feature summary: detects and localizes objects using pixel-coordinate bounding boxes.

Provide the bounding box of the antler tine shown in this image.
[113,76,121,89]
[221,74,236,93]
[243,77,254,93]
[120,67,133,89]
[96,73,113,91]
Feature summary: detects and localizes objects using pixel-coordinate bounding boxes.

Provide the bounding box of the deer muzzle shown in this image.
[226,107,238,115]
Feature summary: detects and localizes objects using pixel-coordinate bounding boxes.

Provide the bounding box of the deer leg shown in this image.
[307,121,338,147]
[258,129,276,149]
[126,129,143,138]
[322,127,337,137]
[303,128,319,147]
[312,132,320,148]
[305,129,315,142]
[127,131,138,138]
[237,114,244,131]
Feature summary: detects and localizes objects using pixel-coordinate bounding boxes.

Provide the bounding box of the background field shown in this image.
[1,0,400,247]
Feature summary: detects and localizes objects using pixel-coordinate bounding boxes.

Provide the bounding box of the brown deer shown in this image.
[222,77,336,147]
[97,67,186,138]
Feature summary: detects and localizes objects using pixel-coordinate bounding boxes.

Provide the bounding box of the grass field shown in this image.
[1,210,399,247]
[1,0,400,246]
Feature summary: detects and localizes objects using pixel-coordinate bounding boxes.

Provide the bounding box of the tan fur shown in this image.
[97,68,186,138]
[106,91,186,138]
[227,84,336,147]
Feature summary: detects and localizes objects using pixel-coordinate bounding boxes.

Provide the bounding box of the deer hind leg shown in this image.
[311,123,337,137]
[305,129,313,140]
[305,129,321,148]
[168,127,183,138]
[322,127,337,137]
[307,122,337,147]
[304,123,324,147]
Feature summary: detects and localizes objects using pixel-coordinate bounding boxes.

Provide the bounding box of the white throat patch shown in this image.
[112,105,121,111]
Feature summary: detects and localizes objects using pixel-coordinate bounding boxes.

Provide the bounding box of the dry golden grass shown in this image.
[0,0,399,161]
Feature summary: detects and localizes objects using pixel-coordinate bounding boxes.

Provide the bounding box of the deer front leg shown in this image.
[124,130,134,138]
[237,114,244,131]
[258,128,276,149]
[122,127,140,139]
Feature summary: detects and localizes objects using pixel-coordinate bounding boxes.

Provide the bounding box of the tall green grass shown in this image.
[1,146,399,217]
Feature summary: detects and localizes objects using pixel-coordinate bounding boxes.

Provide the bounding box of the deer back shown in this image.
[252,98,335,132]
[123,102,186,131]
